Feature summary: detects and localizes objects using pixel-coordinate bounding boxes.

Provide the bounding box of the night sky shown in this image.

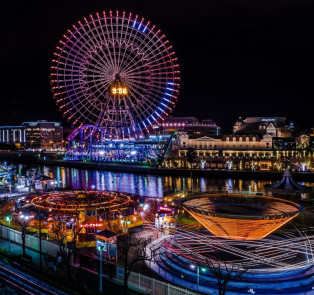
[0,0,313,133]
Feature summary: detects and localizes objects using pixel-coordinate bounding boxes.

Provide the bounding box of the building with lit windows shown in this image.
[0,121,63,150]
[0,126,26,145]
[161,116,221,138]
[233,116,292,138]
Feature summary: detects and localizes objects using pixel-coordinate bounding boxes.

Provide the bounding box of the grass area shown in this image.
[176,212,198,225]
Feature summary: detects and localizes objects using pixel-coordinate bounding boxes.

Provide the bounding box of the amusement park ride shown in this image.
[50,11,180,165]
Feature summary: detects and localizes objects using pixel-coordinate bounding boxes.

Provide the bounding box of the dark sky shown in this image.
[0,0,313,133]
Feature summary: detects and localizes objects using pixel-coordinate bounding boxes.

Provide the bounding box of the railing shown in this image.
[116,267,198,295]
[0,224,61,257]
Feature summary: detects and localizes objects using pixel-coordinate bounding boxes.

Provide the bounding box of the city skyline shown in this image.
[0,0,313,133]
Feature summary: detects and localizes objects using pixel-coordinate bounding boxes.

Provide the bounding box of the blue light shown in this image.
[165,93,172,97]
[138,23,142,30]
[147,118,152,125]
[133,21,136,28]
[162,97,170,102]
[151,115,156,121]
[158,107,164,112]
[143,26,147,33]
[166,87,173,91]
[167,82,174,85]
[161,103,167,107]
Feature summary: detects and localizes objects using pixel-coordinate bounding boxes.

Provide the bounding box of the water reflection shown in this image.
[29,165,314,198]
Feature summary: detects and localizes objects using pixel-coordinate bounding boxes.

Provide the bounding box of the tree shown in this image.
[202,258,249,295]
[50,218,86,278]
[117,230,162,295]
[186,147,197,167]
[13,214,33,256]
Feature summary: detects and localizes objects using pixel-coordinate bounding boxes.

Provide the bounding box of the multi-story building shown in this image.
[233,116,292,138]
[23,121,63,149]
[161,116,221,138]
[0,126,26,145]
[168,134,274,170]
[165,121,313,171]
[0,121,63,150]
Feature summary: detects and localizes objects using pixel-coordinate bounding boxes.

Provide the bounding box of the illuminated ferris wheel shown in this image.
[51,10,180,138]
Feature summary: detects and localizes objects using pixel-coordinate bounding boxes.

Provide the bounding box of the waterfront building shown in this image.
[161,116,221,138]
[0,126,26,146]
[0,121,63,150]
[23,121,63,150]
[233,116,292,138]
[165,131,313,171]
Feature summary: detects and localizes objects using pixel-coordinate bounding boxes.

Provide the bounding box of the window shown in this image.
[199,145,202,148]
[225,153,230,156]
[205,152,210,156]
[86,210,95,217]
[180,152,185,156]
[199,152,204,156]
[246,137,249,141]
[226,137,229,141]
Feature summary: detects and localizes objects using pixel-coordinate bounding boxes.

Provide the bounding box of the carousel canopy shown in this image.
[265,168,311,192]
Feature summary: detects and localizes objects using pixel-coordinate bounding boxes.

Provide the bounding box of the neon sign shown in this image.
[157,206,173,213]
[79,223,102,228]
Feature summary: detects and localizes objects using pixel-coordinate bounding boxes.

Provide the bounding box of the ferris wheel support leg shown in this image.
[89,127,93,161]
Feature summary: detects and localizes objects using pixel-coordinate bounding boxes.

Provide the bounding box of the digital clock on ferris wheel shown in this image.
[111,87,128,95]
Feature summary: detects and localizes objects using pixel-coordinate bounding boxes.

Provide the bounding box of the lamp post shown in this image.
[38,195,42,270]
[190,264,206,291]
[5,216,12,253]
[97,244,105,294]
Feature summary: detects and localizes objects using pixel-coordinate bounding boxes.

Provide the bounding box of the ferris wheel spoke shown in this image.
[93,17,117,69]
[123,51,173,76]
[116,15,129,70]
[102,15,117,70]
[127,79,168,102]
[127,83,158,117]
[120,29,164,74]
[126,79,163,105]
[77,22,114,71]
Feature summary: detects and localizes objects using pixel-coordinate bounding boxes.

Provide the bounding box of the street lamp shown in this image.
[97,244,105,294]
[5,216,12,252]
[38,196,43,270]
[190,264,206,291]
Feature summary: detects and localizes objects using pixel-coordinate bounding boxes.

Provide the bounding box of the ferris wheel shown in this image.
[51,10,180,138]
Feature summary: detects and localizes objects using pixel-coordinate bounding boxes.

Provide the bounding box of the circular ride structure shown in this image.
[182,193,303,240]
[30,190,137,214]
[141,193,313,294]
[51,10,180,139]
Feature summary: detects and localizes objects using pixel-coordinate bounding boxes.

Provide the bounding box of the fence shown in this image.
[116,267,198,295]
[0,224,61,257]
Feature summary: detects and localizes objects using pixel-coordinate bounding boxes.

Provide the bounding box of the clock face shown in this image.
[110,87,128,96]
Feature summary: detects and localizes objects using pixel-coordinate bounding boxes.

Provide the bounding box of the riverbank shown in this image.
[0,151,313,181]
